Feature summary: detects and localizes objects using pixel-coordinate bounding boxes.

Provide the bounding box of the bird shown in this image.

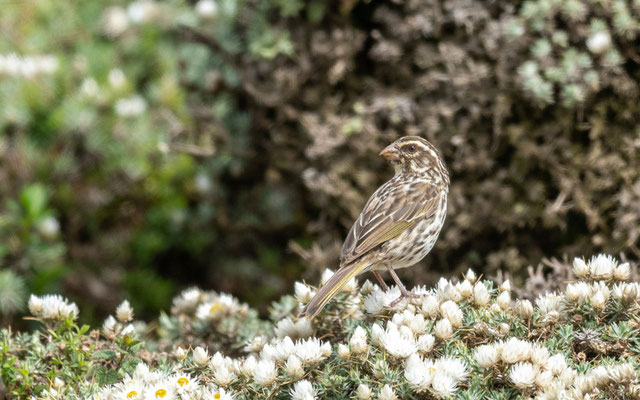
[301,136,450,318]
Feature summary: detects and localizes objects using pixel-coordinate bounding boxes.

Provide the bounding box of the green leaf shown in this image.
[20,183,48,219]
[91,350,117,360]
[93,366,118,386]
[120,357,141,375]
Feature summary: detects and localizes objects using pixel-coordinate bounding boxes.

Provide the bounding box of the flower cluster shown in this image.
[28,294,79,321]
[94,362,234,400]
[9,254,640,399]
[0,53,58,78]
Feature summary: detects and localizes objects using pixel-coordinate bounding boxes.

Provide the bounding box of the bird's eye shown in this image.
[407,145,416,152]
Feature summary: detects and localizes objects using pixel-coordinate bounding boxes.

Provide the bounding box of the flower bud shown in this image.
[573,257,589,278]
[115,300,134,322]
[434,318,453,340]
[193,346,209,366]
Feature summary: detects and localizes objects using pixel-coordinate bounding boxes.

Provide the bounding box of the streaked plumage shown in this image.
[301,136,449,318]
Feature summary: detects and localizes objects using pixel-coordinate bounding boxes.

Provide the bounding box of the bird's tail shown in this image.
[300,260,369,318]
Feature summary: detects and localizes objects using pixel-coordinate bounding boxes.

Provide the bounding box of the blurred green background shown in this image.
[1,0,639,325]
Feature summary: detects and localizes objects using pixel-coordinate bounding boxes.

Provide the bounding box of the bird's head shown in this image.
[379,136,449,184]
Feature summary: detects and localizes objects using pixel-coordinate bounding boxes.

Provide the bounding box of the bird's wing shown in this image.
[339,179,442,267]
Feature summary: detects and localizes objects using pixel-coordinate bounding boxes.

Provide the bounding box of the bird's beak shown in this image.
[379,144,400,161]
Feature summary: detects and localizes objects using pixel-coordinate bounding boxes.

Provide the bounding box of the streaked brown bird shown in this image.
[301,136,450,318]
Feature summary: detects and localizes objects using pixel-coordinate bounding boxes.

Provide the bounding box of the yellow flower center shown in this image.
[177,377,189,386]
[155,389,167,398]
[214,394,221,399]
[126,391,138,399]
[210,304,222,314]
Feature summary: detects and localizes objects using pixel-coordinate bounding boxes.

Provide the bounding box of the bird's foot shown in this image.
[389,288,422,307]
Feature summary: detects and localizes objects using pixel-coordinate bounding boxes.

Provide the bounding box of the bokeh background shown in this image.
[1,0,639,326]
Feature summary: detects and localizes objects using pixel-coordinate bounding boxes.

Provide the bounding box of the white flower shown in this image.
[145,381,176,400]
[465,269,477,283]
[565,282,591,303]
[501,338,532,364]
[38,216,60,238]
[356,383,372,400]
[294,282,314,304]
[434,318,453,340]
[349,326,368,354]
[379,322,417,358]
[127,0,158,24]
[30,294,79,320]
[295,338,328,364]
[457,280,473,298]
[53,377,64,390]
[360,280,376,295]
[364,287,403,314]
[241,355,257,376]
[515,299,533,319]
[102,315,118,338]
[536,369,553,388]
[108,68,127,89]
[116,300,134,322]
[337,343,351,359]
[378,384,397,400]
[440,300,463,327]
[192,347,209,366]
[509,362,537,389]
[290,380,315,400]
[544,354,567,375]
[475,344,499,368]
[115,95,147,117]
[173,373,197,392]
[114,381,144,399]
[80,78,99,99]
[342,276,358,293]
[572,257,589,278]
[590,290,607,309]
[28,294,43,316]
[404,354,435,392]
[473,283,491,307]
[285,354,304,378]
[195,0,218,19]
[253,359,277,386]
[417,334,435,353]
[614,262,630,281]
[213,366,236,386]
[536,293,565,315]
[530,344,550,366]
[589,254,616,280]
[275,317,313,339]
[321,269,334,285]
[442,283,462,303]
[407,313,426,335]
[421,295,440,317]
[273,337,296,361]
[431,372,458,399]
[102,6,129,37]
[370,323,384,346]
[497,291,511,311]
[435,356,468,381]
[172,288,201,313]
[499,280,511,292]
[586,31,611,55]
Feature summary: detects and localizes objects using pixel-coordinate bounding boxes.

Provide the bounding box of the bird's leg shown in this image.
[372,271,389,291]
[386,264,421,307]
